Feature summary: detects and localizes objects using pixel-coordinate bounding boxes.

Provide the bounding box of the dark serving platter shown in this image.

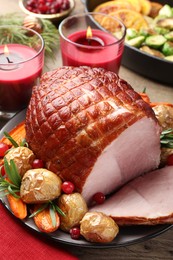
[83,0,173,85]
[0,110,172,248]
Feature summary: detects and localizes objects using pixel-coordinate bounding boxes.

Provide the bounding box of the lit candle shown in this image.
[76,26,105,46]
[0,44,44,113]
[60,27,124,73]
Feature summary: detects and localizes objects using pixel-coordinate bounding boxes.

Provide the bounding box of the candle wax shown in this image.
[61,30,124,74]
[0,44,43,113]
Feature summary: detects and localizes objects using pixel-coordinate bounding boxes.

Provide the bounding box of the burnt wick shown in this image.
[6,57,13,63]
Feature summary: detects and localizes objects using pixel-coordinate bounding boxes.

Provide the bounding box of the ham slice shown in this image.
[25,66,161,204]
[90,166,173,225]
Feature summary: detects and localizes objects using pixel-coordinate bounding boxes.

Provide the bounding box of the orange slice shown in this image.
[109,9,149,30]
[140,0,151,15]
[93,0,135,14]
[125,0,141,13]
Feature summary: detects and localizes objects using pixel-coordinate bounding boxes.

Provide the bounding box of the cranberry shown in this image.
[32,159,44,169]
[166,154,173,166]
[92,192,105,205]
[0,142,9,157]
[61,181,75,194]
[0,165,6,176]
[26,0,70,14]
[70,227,80,240]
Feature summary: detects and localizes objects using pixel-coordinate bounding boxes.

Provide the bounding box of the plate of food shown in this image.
[83,0,173,85]
[0,66,173,248]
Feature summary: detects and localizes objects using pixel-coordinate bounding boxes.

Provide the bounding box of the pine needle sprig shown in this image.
[0,13,59,59]
[160,128,173,148]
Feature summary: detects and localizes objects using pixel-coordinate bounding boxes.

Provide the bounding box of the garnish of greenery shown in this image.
[29,200,66,228]
[0,13,59,60]
[4,132,19,148]
[4,131,28,148]
[160,128,173,148]
[0,158,21,199]
[142,87,147,93]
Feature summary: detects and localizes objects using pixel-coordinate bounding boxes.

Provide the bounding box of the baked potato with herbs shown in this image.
[20,168,62,203]
[58,193,88,232]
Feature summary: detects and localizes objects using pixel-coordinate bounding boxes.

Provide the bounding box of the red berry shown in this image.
[61,181,75,194]
[70,227,80,240]
[0,142,9,157]
[0,165,6,176]
[92,192,105,205]
[26,0,70,14]
[167,154,173,166]
[32,159,44,169]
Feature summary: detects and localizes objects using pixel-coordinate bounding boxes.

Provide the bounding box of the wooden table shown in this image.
[0,1,173,259]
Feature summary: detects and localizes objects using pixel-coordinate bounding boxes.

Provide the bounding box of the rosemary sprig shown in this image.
[0,159,21,198]
[3,131,28,149]
[4,132,19,148]
[29,200,65,228]
[160,128,173,148]
[29,203,49,218]
[4,158,21,187]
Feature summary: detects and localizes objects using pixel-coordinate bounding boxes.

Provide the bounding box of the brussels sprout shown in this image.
[139,28,157,37]
[126,36,145,48]
[155,26,170,35]
[145,35,166,49]
[140,46,165,58]
[162,41,173,56]
[164,31,173,41]
[156,18,173,30]
[126,28,138,40]
[164,55,173,61]
[159,5,172,18]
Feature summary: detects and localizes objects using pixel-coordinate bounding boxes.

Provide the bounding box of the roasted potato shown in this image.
[20,168,62,203]
[5,146,35,177]
[80,212,119,243]
[152,104,173,166]
[152,104,173,130]
[58,193,88,232]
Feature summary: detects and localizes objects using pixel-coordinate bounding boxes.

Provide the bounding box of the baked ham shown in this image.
[25,66,161,204]
[90,166,173,225]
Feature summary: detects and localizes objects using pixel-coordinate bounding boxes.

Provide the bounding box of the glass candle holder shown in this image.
[59,12,126,74]
[0,25,44,120]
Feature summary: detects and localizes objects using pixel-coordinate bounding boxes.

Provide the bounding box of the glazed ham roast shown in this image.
[25,66,161,204]
[91,166,173,225]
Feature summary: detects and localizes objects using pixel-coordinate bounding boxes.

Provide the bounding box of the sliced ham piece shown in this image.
[25,66,161,204]
[90,166,173,225]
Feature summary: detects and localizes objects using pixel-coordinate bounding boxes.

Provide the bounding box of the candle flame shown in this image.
[86,26,92,39]
[4,45,9,56]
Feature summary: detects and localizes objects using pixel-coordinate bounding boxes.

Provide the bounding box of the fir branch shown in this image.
[0,13,59,59]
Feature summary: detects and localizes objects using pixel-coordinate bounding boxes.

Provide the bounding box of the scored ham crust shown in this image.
[90,166,173,225]
[25,66,161,204]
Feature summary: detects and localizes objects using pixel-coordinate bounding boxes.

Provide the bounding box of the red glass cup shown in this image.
[0,25,44,119]
[59,12,126,74]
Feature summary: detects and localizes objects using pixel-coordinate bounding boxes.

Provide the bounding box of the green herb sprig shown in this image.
[0,158,21,198]
[0,13,59,59]
[29,200,65,228]
[160,128,173,148]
